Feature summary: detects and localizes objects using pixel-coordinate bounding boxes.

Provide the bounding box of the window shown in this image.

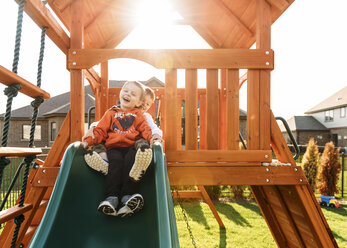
[51,122,57,141]
[341,107,346,118]
[22,124,41,140]
[324,110,334,122]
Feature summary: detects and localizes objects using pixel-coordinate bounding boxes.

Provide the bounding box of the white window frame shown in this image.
[22,124,41,141]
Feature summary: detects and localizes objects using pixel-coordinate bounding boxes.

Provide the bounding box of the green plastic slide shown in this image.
[29,142,179,248]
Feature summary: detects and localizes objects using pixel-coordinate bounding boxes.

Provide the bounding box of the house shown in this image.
[281,86,347,147]
[1,77,247,148]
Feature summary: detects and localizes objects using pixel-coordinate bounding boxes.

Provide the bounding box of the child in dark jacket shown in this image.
[81,81,152,217]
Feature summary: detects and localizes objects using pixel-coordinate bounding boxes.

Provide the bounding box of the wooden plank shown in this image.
[70,0,85,142]
[250,186,287,247]
[32,167,60,187]
[198,185,225,229]
[266,0,290,11]
[0,147,42,157]
[226,69,240,150]
[0,204,33,225]
[214,0,253,37]
[0,65,50,99]
[164,69,177,150]
[264,186,306,247]
[99,61,109,119]
[166,150,272,163]
[172,191,202,199]
[295,185,338,247]
[84,68,100,94]
[24,0,70,54]
[167,166,307,186]
[206,69,219,149]
[219,70,227,149]
[185,69,198,150]
[257,0,271,151]
[198,94,207,149]
[67,49,274,69]
[247,70,260,149]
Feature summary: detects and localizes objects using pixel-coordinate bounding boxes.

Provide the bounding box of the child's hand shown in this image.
[80,141,89,149]
[82,126,95,141]
[150,134,164,147]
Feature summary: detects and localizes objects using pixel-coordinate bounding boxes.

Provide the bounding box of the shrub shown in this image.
[301,138,320,191]
[230,185,245,200]
[204,186,222,200]
[317,142,342,196]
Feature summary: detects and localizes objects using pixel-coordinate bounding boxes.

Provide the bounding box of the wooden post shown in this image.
[206,69,219,149]
[99,61,109,119]
[185,69,198,150]
[70,0,85,141]
[165,69,177,150]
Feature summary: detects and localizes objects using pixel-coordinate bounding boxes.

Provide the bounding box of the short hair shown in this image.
[144,87,155,100]
[122,81,146,102]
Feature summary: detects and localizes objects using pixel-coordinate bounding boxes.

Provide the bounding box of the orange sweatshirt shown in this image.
[84,106,152,149]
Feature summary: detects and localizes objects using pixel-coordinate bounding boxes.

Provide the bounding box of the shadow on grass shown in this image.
[234,201,263,217]
[219,228,226,248]
[215,202,251,227]
[322,205,347,217]
[180,202,210,230]
[332,230,347,242]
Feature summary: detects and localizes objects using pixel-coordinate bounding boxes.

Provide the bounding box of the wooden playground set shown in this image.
[0,0,340,247]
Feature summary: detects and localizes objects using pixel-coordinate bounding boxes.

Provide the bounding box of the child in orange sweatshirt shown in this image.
[81,81,152,217]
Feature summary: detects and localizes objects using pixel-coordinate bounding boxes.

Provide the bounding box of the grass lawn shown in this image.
[174,201,347,248]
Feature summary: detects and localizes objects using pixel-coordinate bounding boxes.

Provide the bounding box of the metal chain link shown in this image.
[174,188,197,248]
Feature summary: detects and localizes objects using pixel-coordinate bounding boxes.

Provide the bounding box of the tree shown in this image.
[301,138,319,192]
[317,142,342,196]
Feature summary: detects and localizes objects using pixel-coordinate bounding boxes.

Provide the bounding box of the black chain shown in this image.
[174,188,197,248]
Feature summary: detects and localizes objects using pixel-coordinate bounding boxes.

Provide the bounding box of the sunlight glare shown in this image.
[134,0,180,26]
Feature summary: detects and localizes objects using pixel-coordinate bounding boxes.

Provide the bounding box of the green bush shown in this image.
[301,138,320,191]
[318,142,342,196]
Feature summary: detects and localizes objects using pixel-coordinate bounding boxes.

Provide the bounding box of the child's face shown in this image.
[119,83,143,111]
[142,95,154,112]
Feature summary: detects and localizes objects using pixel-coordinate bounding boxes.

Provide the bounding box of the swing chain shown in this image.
[174,188,197,248]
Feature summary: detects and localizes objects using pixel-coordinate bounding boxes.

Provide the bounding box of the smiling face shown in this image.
[119,82,144,111]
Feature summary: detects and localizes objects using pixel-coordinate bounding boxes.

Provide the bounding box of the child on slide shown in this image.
[82,81,152,217]
[83,86,163,180]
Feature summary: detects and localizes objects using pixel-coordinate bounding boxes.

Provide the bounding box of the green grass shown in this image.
[174,201,347,248]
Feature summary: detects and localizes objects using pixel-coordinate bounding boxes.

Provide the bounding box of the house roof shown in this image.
[305,86,347,114]
[47,0,294,50]
[280,116,328,132]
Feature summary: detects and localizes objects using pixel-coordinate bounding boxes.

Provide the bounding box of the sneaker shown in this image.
[129,147,152,181]
[84,150,109,175]
[98,196,119,216]
[117,194,144,218]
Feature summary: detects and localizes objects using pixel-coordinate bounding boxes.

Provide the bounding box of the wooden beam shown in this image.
[166,150,272,162]
[84,69,100,94]
[31,167,60,187]
[67,49,274,69]
[0,65,50,99]
[206,69,219,149]
[164,69,178,150]
[266,0,290,11]
[185,69,198,150]
[0,147,42,157]
[167,166,307,186]
[215,0,253,37]
[24,0,70,54]
[69,0,85,142]
[0,204,33,225]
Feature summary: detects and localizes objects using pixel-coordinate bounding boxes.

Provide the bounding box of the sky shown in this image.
[0,0,346,120]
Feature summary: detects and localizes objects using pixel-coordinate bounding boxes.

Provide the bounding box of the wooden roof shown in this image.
[47,0,294,49]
